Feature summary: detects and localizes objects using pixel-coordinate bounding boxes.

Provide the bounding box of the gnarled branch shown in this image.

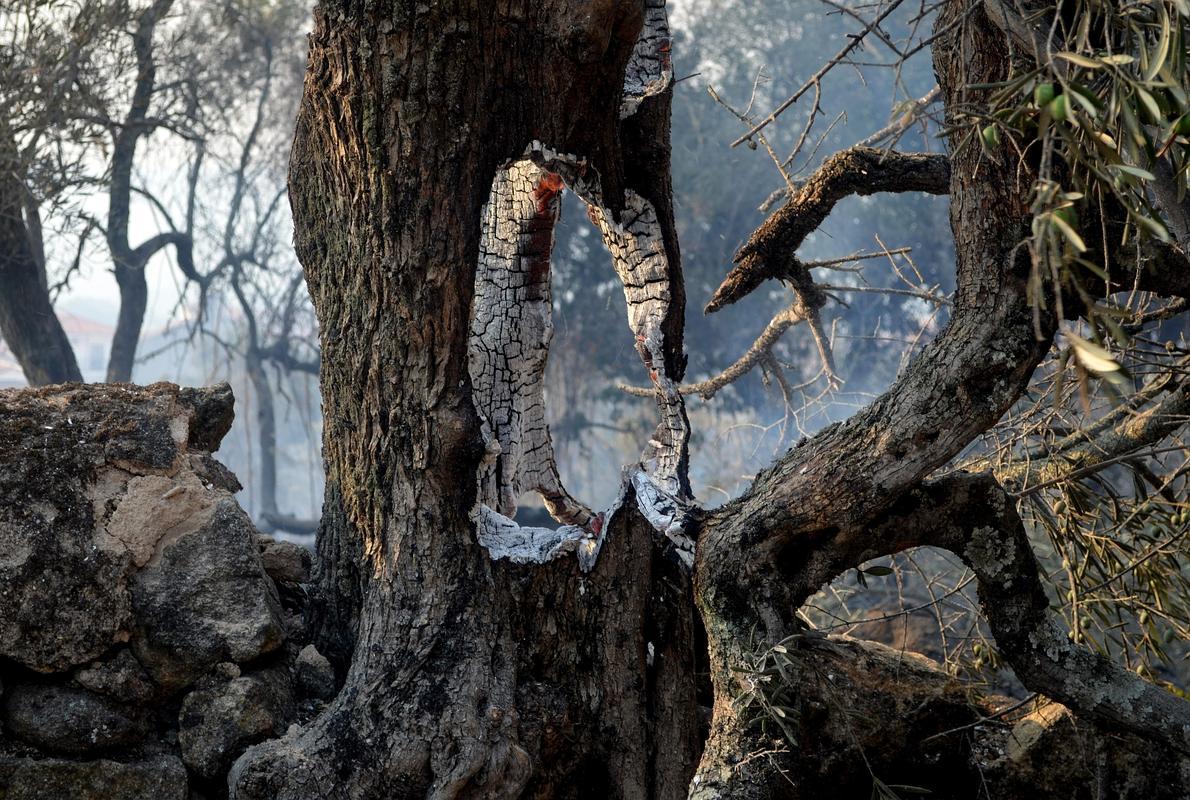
[876,474,1190,755]
[619,301,806,399]
[764,471,1190,755]
[705,148,950,314]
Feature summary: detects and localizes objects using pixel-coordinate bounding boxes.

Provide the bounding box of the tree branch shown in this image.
[260,511,319,537]
[730,0,909,147]
[705,148,949,314]
[989,365,1190,495]
[764,471,1190,755]
[699,7,1050,584]
[260,342,320,376]
[619,301,806,399]
[1132,238,1190,300]
[893,474,1190,755]
[857,86,941,148]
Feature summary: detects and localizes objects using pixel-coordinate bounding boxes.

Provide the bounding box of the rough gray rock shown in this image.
[258,538,311,586]
[0,382,296,796]
[177,666,295,780]
[294,644,336,701]
[131,499,286,690]
[73,648,157,705]
[2,683,149,755]
[0,753,188,800]
[0,383,238,674]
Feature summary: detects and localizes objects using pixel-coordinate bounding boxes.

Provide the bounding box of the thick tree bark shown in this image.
[0,144,82,386]
[686,2,1190,795]
[233,2,700,797]
[688,5,1058,797]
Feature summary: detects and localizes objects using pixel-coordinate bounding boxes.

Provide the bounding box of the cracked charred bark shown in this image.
[230,0,1190,798]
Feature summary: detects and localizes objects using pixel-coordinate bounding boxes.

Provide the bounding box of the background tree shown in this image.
[0,0,311,385]
[0,0,323,536]
[0,0,124,385]
[158,0,320,535]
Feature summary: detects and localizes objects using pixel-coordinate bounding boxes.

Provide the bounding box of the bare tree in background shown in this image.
[0,0,310,386]
[0,0,124,385]
[150,0,320,535]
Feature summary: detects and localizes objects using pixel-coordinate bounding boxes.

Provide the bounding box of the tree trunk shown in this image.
[0,152,82,386]
[245,349,278,521]
[103,0,177,384]
[244,346,319,537]
[232,2,701,797]
[106,262,150,383]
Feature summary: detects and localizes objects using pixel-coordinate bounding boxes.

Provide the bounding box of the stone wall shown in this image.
[0,383,331,799]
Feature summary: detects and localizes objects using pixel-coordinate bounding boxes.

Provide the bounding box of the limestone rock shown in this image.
[131,500,286,690]
[0,382,302,791]
[0,753,187,800]
[177,667,295,780]
[1,683,149,755]
[0,383,237,674]
[176,384,235,451]
[188,452,242,493]
[258,539,311,586]
[295,644,336,701]
[0,509,131,674]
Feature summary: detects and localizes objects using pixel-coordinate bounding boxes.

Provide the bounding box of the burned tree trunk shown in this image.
[233,2,700,798]
[230,0,1190,798]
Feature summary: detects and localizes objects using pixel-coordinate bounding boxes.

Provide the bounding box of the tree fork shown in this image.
[688,3,1057,795]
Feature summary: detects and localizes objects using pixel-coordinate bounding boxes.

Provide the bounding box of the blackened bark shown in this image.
[622,85,692,493]
[706,149,951,314]
[307,481,361,681]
